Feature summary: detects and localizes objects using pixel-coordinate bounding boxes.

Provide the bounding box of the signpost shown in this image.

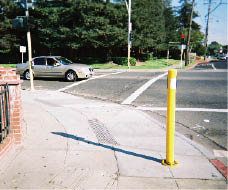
[13,0,35,90]
[25,0,34,90]
[180,34,185,68]
[127,0,132,70]
[125,0,132,70]
[179,45,186,68]
[20,46,26,63]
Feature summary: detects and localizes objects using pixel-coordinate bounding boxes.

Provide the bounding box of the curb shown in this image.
[210,159,228,180]
[94,63,182,73]
[186,61,209,70]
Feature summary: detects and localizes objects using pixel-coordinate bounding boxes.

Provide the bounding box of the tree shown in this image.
[207,41,222,56]
[31,0,128,59]
[163,5,179,44]
[177,0,200,31]
[0,0,188,62]
[0,0,24,63]
[222,45,228,54]
[177,0,205,58]
[132,0,166,57]
[190,29,205,56]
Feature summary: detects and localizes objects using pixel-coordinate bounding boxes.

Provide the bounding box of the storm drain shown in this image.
[88,119,118,145]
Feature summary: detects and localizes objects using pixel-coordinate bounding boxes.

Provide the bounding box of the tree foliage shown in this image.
[0,0,26,63]
[176,0,205,57]
[177,0,200,30]
[0,0,210,63]
[207,41,222,56]
[132,0,166,51]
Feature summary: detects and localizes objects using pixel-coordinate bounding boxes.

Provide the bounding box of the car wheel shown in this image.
[23,70,31,80]
[23,70,34,80]
[65,70,77,82]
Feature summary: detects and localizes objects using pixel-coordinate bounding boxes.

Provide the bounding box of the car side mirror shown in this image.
[56,63,61,67]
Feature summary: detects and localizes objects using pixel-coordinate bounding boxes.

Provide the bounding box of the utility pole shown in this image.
[203,0,227,59]
[204,0,212,60]
[125,0,132,69]
[185,0,195,66]
[25,0,34,90]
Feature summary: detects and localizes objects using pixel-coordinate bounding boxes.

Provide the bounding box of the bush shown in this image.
[139,53,153,61]
[111,57,136,66]
[79,57,105,64]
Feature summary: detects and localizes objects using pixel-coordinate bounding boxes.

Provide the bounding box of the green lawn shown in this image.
[0,59,181,70]
[0,64,17,68]
[144,59,179,69]
[90,59,180,69]
[177,60,197,69]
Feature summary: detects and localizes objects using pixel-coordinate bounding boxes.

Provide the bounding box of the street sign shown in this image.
[178,45,186,50]
[129,22,132,31]
[20,46,26,63]
[20,46,26,53]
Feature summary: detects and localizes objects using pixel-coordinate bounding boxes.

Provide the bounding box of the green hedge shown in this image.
[79,57,106,64]
[139,53,153,61]
[78,56,137,66]
[111,57,136,66]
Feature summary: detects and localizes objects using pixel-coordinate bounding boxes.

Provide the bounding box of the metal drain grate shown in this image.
[88,119,118,145]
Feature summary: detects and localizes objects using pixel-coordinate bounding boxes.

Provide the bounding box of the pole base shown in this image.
[162,160,178,167]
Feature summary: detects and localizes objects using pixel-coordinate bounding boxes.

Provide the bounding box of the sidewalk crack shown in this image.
[168,167,179,190]
[45,110,69,165]
[113,150,120,190]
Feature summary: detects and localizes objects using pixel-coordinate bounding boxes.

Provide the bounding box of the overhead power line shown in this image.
[204,0,227,59]
[205,0,227,18]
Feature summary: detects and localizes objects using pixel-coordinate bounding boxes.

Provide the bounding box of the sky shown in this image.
[172,0,228,46]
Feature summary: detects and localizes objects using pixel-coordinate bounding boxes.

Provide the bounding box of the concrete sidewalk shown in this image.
[0,90,226,189]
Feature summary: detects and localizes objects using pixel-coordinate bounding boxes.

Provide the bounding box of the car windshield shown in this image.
[56,57,73,65]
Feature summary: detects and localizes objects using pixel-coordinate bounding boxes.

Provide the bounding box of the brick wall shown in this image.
[0,66,23,158]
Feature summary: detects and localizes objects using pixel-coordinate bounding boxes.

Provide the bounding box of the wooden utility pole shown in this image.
[204,0,212,60]
[185,0,195,66]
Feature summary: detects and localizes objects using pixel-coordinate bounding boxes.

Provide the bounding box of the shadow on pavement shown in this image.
[52,132,162,164]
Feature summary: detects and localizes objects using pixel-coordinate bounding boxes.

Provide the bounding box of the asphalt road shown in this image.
[21,61,228,153]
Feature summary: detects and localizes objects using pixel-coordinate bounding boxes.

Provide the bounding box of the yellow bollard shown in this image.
[162,69,178,167]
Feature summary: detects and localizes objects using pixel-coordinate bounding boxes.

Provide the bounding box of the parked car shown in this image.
[16,56,94,81]
[217,54,228,60]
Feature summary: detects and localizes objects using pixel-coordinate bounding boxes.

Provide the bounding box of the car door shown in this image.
[45,58,64,77]
[33,57,46,77]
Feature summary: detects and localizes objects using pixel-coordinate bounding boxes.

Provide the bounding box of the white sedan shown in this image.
[16,56,94,82]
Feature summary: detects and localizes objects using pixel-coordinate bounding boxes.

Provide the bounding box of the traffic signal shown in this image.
[12,16,35,29]
[129,32,133,41]
[12,17,25,28]
[181,34,185,44]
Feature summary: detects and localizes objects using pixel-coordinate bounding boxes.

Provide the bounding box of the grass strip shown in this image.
[91,59,180,69]
[0,64,17,68]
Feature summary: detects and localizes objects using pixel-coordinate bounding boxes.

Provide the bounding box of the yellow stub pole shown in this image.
[162,69,178,167]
